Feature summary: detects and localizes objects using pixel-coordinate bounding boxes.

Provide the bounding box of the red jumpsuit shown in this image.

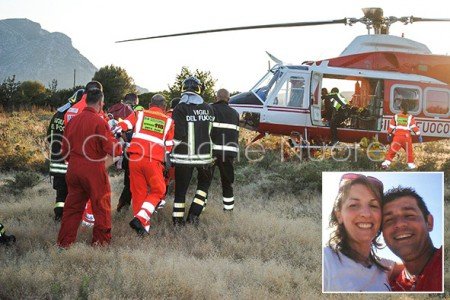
[64,94,107,223]
[385,113,420,164]
[119,107,174,231]
[57,107,122,248]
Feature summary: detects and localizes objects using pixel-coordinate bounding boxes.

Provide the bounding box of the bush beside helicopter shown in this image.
[117,7,450,144]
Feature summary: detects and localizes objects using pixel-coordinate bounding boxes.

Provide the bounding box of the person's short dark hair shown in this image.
[169,97,180,110]
[383,186,430,219]
[216,89,230,102]
[400,100,409,114]
[150,94,166,109]
[331,87,339,93]
[86,81,103,92]
[86,89,104,105]
[124,93,138,105]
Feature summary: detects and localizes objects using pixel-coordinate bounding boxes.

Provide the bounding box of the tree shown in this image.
[0,75,21,110]
[48,79,58,95]
[167,66,217,103]
[137,92,157,109]
[92,65,136,107]
[15,81,48,107]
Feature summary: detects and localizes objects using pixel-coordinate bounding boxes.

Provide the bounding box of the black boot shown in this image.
[186,214,200,226]
[0,234,16,245]
[117,199,130,212]
[172,217,185,227]
[129,217,148,236]
[54,207,63,221]
[117,185,131,212]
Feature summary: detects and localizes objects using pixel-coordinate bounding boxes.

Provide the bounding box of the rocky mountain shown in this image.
[0,18,97,89]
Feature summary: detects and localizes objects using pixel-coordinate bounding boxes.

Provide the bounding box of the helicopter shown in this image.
[117,8,450,145]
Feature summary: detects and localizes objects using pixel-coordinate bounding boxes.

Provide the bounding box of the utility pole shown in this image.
[73,69,76,88]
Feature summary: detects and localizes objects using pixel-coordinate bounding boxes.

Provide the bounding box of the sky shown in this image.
[1,0,450,92]
[322,172,444,263]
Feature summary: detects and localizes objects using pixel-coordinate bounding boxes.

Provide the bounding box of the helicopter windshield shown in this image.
[252,67,282,102]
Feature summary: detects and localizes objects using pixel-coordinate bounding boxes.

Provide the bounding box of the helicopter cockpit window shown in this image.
[252,69,282,102]
[392,86,421,114]
[273,76,305,107]
[287,78,305,107]
[424,88,449,116]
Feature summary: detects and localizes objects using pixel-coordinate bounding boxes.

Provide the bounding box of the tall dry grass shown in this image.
[0,109,52,172]
[0,173,323,299]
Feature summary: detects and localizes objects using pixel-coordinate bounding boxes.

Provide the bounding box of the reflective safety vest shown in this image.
[328,93,348,110]
[388,113,420,136]
[119,107,174,162]
[133,105,144,111]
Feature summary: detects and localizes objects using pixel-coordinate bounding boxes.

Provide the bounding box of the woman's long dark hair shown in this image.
[327,177,389,271]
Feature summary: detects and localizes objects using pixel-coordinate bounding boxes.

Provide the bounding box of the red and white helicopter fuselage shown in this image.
[229,34,450,144]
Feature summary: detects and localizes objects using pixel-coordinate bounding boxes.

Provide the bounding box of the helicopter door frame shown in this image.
[310,71,324,126]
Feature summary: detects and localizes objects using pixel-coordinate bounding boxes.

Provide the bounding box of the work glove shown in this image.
[54,207,63,222]
[387,134,392,143]
[418,135,423,143]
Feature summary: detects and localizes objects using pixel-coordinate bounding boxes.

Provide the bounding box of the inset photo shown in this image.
[322,172,443,293]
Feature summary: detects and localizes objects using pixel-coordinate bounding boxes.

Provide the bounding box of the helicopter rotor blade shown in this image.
[410,17,450,23]
[116,18,348,43]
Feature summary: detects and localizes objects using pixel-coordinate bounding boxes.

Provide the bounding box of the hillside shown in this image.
[0,18,97,88]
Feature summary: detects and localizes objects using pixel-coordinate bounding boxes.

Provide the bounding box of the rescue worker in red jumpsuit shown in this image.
[118,94,174,235]
[382,100,422,169]
[64,81,106,226]
[57,88,122,248]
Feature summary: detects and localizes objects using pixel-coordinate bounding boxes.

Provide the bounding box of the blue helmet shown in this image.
[182,76,202,94]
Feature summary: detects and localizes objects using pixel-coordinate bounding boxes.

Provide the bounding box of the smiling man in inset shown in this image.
[382,187,442,292]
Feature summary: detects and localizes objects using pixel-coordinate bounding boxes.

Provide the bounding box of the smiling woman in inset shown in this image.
[323,173,402,292]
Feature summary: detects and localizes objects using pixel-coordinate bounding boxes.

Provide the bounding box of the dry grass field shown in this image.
[0,110,449,298]
[0,172,322,299]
